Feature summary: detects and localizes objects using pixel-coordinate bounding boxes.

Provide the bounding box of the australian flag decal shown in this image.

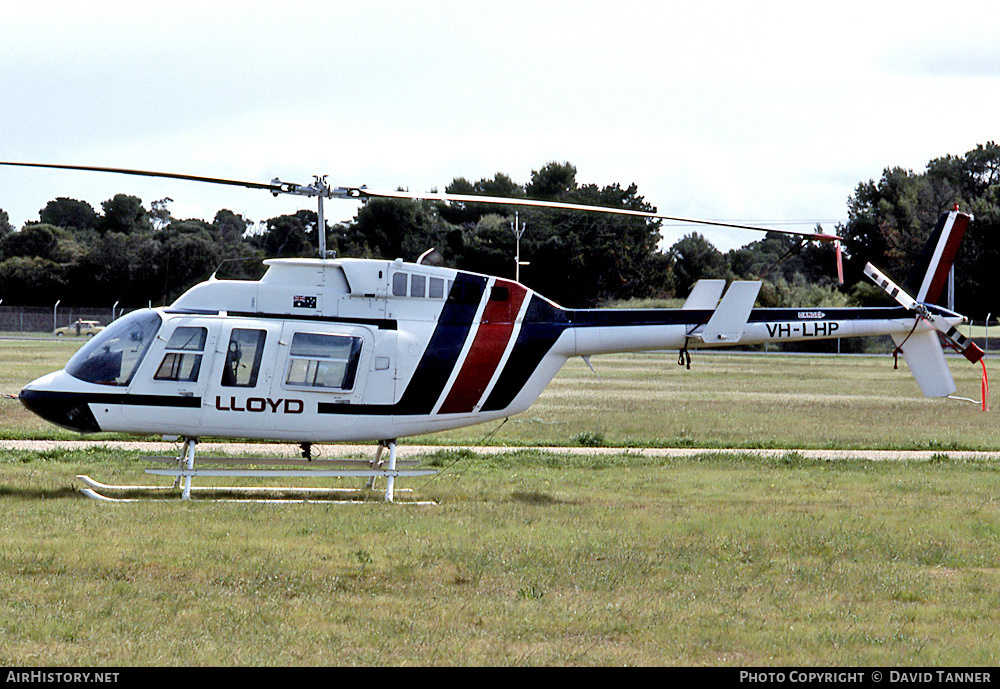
[293,295,317,309]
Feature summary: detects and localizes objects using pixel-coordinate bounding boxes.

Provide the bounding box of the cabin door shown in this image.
[201,321,282,436]
[121,318,218,435]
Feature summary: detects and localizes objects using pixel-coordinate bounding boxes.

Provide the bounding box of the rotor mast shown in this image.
[267,175,335,259]
[268,176,372,259]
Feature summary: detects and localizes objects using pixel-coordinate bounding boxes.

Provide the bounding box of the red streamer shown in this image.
[982,359,990,412]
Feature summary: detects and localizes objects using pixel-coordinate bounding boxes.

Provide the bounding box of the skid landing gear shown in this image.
[77,437,437,504]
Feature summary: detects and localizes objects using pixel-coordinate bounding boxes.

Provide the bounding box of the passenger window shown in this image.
[392,272,408,297]
[429,277,444,298]
[154,326,207,382]
[166,326,207,350]
[410,274,426,298]
[222,329,267,387]
[285,332,362,390]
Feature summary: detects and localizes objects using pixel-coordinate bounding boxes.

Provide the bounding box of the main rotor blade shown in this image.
[1,160,842,242]
[0,161,283,193]
[356,188,843,242]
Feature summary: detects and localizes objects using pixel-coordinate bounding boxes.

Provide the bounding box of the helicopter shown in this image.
[2,162,986,501]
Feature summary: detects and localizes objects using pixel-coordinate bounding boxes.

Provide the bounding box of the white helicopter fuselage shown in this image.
[18,255,958,443]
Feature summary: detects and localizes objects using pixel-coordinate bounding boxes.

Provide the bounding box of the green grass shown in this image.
[960,323,998,338]
[0,338,90,439]
[1,448,999,665]
[428,351,998,451]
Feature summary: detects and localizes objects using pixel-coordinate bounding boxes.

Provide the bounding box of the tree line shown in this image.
[1,149,996,318]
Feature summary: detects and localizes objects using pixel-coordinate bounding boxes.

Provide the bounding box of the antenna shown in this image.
[316,177,326,258]
[512,211,529,282]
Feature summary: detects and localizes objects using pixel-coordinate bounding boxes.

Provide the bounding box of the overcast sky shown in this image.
[2,0,998,252]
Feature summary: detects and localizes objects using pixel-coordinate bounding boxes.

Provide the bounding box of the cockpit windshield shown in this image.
[65,310,162,386]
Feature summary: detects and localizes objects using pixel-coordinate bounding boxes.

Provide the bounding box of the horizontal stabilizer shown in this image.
[891,330,957,398]
[698,281,761,343]
[683,280,727,310]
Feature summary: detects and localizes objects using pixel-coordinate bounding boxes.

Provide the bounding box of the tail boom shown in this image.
[567,306,932,356]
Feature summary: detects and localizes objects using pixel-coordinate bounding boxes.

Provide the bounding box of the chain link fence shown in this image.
[0,305,122,334]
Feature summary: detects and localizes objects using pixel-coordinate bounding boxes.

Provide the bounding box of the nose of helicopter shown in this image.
[18,372,102,433]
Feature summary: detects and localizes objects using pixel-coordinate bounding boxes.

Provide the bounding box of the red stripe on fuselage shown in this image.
[438,280,527,414]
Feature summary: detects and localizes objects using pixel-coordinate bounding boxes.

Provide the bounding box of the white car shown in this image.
[54,320,105,337]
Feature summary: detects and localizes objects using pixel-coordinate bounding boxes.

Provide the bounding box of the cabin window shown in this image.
[392,272,407,297]
[410,274,426,298]
[154,326,207,382]
[285,332,362,390]
[222,329,267,387]
[393,271,447,299]
[65,310,162,386]
[429,277,444,298]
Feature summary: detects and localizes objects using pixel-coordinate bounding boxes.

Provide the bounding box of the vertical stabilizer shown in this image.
[698,281,761,344]
[890,330,957,398]
[903,210,972,305]
[683,280,726,310]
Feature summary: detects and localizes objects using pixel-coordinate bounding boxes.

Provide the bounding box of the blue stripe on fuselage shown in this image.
[392,272,487,414]
[481,296,569,412]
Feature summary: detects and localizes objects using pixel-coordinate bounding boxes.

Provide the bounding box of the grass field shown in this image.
[1,338,998,666]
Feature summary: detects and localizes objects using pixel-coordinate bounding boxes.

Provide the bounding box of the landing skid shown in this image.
[76,474,398,503]
[76,438,437,505]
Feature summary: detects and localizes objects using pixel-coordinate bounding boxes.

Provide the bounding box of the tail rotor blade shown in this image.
[926,314,985,363]
[835,240,844,285]
[863,263,918,310]
[864,262,983,363]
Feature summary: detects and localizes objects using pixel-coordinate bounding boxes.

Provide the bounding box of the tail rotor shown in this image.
[864,262,985,364]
